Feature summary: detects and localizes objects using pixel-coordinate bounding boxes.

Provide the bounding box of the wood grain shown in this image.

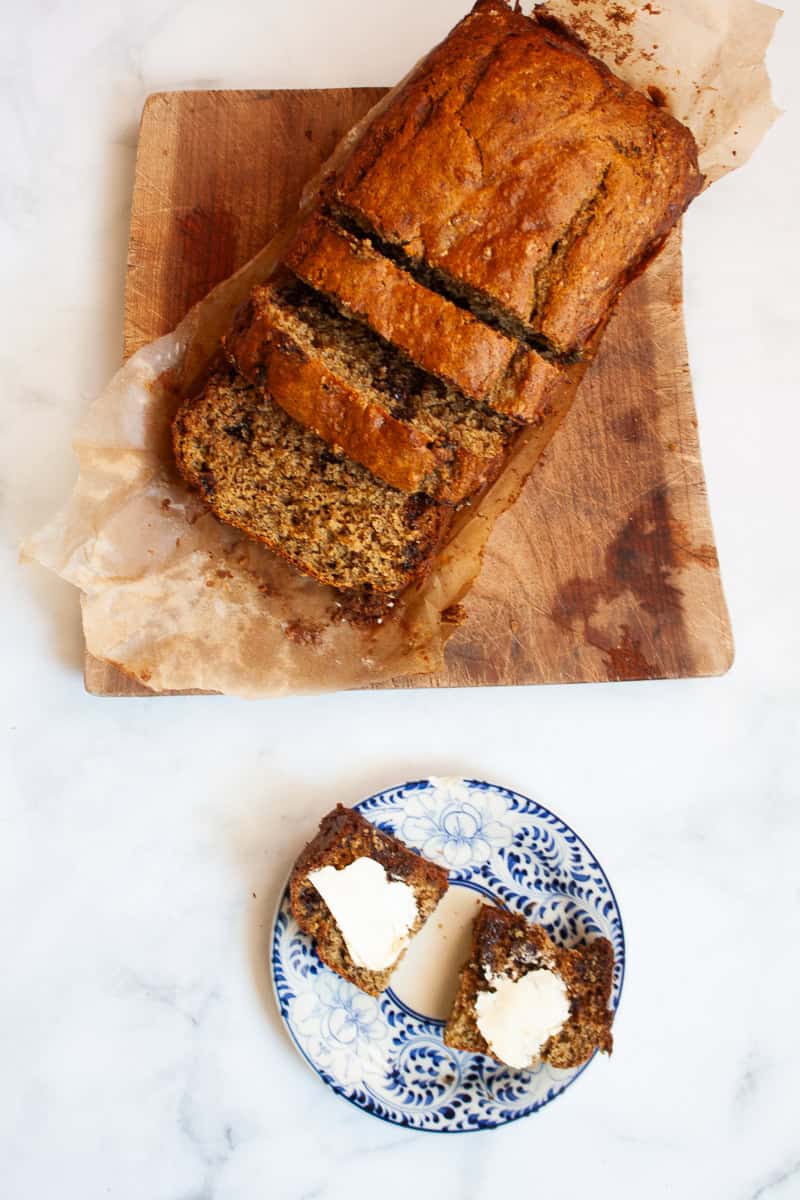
[85,88,732,696]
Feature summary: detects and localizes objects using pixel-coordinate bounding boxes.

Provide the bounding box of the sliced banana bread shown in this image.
[225,278,516,502]
[290,804,450,996]
[327,0,703,357]
[171,1,704,605]
[172,367,451,595]
[284,210,560,421]
[444,905,615,1069]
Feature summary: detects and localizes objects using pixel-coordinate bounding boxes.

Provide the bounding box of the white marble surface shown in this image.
[2,1,800,1196]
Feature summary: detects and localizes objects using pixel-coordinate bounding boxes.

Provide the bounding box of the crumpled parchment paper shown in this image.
[25,0,780,697]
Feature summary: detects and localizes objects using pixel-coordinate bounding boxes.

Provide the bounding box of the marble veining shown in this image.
[751,1161,800,1200]
[2,0,799,1197]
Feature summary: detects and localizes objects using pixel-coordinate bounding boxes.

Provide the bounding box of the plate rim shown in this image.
[269,777,626,1133]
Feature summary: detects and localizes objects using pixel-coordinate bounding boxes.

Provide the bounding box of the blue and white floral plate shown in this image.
[271,778,624,1133]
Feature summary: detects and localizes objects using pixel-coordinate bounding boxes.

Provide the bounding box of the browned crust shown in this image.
[491,344,562,422]
[171,371,455,596]
[328,0,703,357]
[444,905,615,1069]
[226,291,441,495]
[285,210,564,424]
[289,805,450,995]
[285,210,518,404]
[225,288,505,503]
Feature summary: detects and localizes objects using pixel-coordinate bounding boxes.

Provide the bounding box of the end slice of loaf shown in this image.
[444,905,615,1069]
[284,210,560,421]
[225,279,516,502]
[172,367,451,595]
[290,804,450,996]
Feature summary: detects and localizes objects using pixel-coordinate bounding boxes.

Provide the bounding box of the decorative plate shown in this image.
[271,778,624,1133]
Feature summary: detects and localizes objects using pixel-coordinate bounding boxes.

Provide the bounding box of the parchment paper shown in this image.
[24,0,780,698]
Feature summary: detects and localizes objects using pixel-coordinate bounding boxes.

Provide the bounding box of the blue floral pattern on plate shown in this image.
[271,778,625,1132]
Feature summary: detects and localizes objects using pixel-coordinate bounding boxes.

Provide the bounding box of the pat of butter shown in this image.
[475,969,570,1069]
[308,857,419,972]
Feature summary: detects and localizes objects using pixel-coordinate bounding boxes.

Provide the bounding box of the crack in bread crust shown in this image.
[328,0,703,357]
[328,204,560,358]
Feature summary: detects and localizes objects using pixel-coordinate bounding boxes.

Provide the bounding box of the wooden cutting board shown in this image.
[85,88,733,696]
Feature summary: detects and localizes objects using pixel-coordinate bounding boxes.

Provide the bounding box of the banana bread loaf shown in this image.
[173,1,704,604]
[327,0,703,357]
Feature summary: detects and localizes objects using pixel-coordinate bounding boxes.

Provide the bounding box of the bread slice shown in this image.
[328,0,703,357]
[172,366,451,595]
[284,210,560,421]
[290,805,450,996]
[444,905,614,1069]
[225,278,516,502]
